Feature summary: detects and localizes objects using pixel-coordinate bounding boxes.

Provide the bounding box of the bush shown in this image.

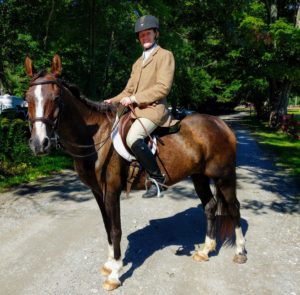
[0,117,31,161]
[0,116,73,189]
[0,117,33,176]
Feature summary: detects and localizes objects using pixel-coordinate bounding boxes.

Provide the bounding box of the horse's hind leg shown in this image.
[216,177,247,264]
[191,174,217,262]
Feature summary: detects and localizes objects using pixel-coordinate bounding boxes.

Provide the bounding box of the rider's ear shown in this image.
[51,54,62,77]
[25,56,34,77]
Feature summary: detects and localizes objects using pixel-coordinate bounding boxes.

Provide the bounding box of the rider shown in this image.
[105,15,177,198]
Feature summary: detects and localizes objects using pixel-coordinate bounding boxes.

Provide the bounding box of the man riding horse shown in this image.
[105,15,178,198]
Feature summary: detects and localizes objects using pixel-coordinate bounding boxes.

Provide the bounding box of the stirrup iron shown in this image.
[144,177,164,198]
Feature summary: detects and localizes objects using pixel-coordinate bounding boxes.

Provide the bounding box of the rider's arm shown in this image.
[134,50,175,106]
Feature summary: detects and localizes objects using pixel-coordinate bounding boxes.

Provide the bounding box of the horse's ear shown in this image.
[51,54,62,77]
[25,56,34,77]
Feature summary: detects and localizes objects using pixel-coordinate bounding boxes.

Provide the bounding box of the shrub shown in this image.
[0,117,33,176]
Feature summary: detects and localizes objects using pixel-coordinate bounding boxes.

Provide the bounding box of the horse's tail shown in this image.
[216,186,239,245]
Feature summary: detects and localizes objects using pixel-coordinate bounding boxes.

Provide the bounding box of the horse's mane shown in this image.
[31,70,117,113]
[62,81,117,113]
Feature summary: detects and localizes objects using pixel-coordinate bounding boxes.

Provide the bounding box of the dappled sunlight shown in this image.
[223,113,299,215]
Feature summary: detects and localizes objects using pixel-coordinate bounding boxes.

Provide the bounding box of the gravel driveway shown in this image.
[0,112,299,295]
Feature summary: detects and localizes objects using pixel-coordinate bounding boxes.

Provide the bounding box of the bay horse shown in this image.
[24,55,247,291]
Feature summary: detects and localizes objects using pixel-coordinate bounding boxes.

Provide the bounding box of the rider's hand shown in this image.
[104,98,113,104]
[120,96,134,106]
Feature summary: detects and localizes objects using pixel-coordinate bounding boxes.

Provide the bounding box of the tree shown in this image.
[238,0,300,117]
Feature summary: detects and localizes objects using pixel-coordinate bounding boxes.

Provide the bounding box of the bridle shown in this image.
[28,78,64,148]
[28,77,112,158]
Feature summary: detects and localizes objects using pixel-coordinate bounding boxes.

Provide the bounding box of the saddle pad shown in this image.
[111,115,157,162]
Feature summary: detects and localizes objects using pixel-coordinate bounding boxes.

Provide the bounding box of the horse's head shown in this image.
[25,54,63,155]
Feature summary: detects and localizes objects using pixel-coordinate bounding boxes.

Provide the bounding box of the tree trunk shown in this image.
[266,1,294,124]
[278,80,291,114]
[296,5,300,29]
[0,73,5,95]
[102,30,114,97]
[268,79,291,126]
[88,0,96,98]
[43,0,55,50]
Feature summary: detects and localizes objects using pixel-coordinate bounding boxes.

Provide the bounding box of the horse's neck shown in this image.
[58,92,111,146]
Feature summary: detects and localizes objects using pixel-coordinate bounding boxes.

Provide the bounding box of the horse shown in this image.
[24,54,247,291]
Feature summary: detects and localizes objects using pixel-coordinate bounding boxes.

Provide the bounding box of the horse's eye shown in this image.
[54,96,60,102]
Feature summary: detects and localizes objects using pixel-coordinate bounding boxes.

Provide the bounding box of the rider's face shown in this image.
[138,29,156,49]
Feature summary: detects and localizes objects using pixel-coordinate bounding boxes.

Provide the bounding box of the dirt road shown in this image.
[0,113,299,295]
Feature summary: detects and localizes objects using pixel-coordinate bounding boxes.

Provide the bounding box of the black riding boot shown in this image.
[131,139,166,198]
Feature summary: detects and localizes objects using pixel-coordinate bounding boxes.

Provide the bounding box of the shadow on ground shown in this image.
[121,205,248,283]
[7,171,92,203]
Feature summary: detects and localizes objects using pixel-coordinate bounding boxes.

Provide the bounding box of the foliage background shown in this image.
[0,0,299,187]
[0,0,298,112]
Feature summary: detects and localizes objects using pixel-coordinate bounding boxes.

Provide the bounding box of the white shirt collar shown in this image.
[142,43,158,63]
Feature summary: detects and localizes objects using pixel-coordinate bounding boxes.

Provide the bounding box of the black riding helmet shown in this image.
[134,15,159,33]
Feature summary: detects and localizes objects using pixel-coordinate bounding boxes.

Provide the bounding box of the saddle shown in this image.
[112,106,181,197]
[117,106,181,156]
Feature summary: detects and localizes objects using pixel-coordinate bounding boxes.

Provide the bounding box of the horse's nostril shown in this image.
[29,138,33,145]
[42,137,50,149]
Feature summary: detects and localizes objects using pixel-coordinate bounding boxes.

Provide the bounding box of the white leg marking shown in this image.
[107,244,114,259]
[34,85,47,142]
[201,236,216,255]
[104,244,122,283]
[235,227,246,255]
[104,244,114,269]
[106,259,122,284]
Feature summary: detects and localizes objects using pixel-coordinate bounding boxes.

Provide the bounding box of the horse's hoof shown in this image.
[102,279,120,291]
[233,254,247,264]
[193,252,209,262]
[100,265,112,276]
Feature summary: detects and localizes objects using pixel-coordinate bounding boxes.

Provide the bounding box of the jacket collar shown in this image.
[141,45,161,68]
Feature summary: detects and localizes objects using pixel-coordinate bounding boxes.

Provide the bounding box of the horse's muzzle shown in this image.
[29,136,51,155]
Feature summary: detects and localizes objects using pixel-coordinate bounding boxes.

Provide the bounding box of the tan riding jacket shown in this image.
[110,45,177,127]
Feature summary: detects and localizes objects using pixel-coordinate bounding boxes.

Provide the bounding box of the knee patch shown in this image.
[126,135,135,149]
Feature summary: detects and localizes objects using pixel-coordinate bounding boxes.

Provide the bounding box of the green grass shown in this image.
[288,108,300,122]
[0,153,73,192]
[239,114,300,180]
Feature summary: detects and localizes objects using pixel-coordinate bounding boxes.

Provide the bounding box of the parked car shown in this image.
[0,94,28,120]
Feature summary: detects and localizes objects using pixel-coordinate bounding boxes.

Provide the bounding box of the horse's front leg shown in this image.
[94,188,122,291]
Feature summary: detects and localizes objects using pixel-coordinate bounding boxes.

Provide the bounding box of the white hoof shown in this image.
[193,252,209,262]
[100,265,112,276]
[102,279,121,291]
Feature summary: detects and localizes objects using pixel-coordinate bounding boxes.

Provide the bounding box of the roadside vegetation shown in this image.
[0,115,72,191]
[0,153,73,191]
[237,107,300,181]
